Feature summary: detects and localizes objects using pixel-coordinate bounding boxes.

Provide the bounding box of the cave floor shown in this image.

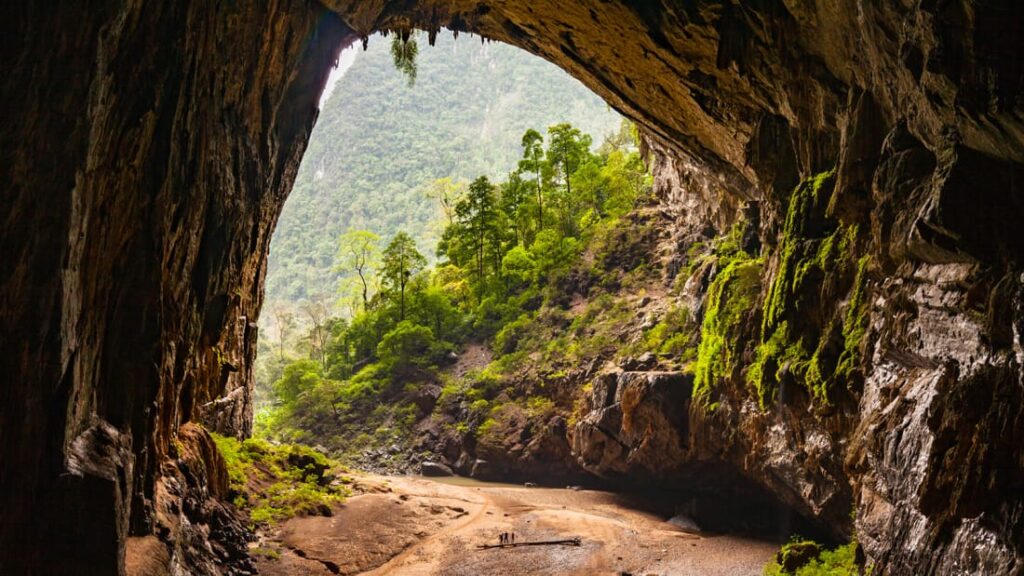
[253,474,776,575]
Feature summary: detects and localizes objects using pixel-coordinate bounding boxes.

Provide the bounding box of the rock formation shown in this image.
[1,1,1022,574]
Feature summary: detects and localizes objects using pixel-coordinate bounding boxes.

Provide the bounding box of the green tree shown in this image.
[300,293,332,370]
[381,232,427,321]
[500,172,532,246]
[426,177,467,227]
[271,303,297,362]
[377,321,436,377]
[518,129,547,229]
[546,123,593,236]
[455,176,501,289]
[273,359,322,408]
[546,123,591,197]
[335,229,380,311]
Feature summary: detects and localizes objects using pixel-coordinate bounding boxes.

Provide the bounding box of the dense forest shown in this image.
[257,120,648,451]
[264,33,620,307]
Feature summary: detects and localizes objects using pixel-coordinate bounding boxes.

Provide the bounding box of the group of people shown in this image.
[498,531,516,545]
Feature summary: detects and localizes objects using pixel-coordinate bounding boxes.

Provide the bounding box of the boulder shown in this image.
[420,461,454,477]
[470,459,493,478]
[667,514,701,533]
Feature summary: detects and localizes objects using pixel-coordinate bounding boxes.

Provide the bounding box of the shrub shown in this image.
[494,313,534,355]
[763,539,863,576]
[211,432,349,527]
[377,321,437,375]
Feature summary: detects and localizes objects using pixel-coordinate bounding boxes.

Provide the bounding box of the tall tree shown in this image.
[500,172,530,246]
[546,123,593,235]
[271,303,296,362]
[335,229,381,311]
[425,177,467,227]
[301,293,332,369]
[546,123,592,199]
[382,232,426,321]
[518,129,546,230]
[456,176,499,287]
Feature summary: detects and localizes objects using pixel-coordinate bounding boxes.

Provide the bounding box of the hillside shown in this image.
[265,34,621,305]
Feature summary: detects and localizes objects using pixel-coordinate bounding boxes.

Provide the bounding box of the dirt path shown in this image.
[445,343,493,379]
[254,475,776,576]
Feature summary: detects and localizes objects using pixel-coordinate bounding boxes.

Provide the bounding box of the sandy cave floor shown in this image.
[252,475,776,576]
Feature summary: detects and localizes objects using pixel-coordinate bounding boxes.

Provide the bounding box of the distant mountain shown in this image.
[265,33,621,305]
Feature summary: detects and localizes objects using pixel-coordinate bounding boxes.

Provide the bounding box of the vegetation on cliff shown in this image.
[692,223,763,404]
[211,433,351,526]
[763,538,863,575]
[257,121,651,464]
[747,170,871,408]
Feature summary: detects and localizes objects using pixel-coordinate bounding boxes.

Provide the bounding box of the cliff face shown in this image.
[1,1,1022,575]
[1,2,350,573]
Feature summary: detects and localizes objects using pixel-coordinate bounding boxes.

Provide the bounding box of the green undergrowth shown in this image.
[763,538,865,576]
[751,169,872,407]
[212,433,350,526]
[692,222,762,404]
[635,304,697,360]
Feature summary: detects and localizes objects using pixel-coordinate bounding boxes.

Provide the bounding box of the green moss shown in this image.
[211,432,250,494]
[754,169,871,406]
[762,169,836,336]
[211,433,349,527]
[837,255,871,379]
[633,304,694,358]
[746,322,810,409]
[250,546,281,560]
[763,539,865,576]
[693,256,762,403]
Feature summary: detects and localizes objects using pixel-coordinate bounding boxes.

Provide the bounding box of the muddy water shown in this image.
[426,475,532,489]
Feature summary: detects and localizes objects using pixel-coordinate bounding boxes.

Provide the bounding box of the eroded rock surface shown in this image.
[2,1,1023,574]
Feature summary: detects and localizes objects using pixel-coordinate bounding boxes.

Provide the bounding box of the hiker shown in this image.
[511,532,516,544]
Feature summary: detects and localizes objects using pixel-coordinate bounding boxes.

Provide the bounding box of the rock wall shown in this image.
[2,0,1022,574]
[1,1,350,573]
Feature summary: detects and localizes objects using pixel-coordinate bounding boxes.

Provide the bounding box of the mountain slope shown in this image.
[266,34,621,304]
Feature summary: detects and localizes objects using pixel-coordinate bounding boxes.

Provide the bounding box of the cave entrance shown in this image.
[0,2,835,574]
[243,23,822,571]
[254,28,624,480]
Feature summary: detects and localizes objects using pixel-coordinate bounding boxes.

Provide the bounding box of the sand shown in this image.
[254,475,776,575]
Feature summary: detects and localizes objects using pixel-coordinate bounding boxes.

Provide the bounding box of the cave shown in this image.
[2,1,1023,574]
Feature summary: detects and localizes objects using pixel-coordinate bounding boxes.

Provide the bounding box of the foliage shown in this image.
[639,305,695,359]
[211,433,349,526]
[381,232,427,321]
[377,321,442,376]
[763,539,864,576]
[336,229,380,312]
[257,120,651,464]
[390,32,419,86]
[265,33,620,307]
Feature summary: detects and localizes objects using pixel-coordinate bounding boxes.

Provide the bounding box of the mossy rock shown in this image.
[777,540,824,573]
